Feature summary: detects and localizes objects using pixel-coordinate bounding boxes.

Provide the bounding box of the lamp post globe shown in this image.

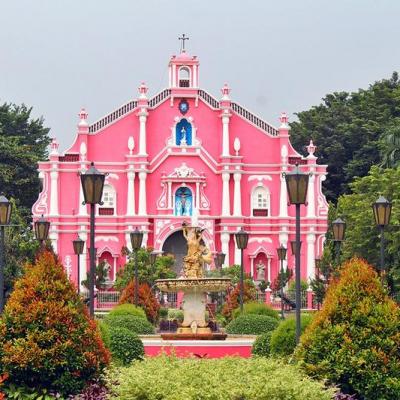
[277,245,287,319]
[73,236,85,294]
[0,195,12,313]
[285,163,309,345]
[214,252,226,270]
[235,228,249,313]
[130,227,144,307]
[80,162,105,318]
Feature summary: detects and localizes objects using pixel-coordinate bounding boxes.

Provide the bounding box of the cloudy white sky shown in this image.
[1,0,400,150]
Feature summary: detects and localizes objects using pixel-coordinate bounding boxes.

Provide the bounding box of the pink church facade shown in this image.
[32,49,328,291]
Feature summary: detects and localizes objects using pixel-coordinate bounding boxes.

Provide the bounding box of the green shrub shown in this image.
[0,252,109,396]
[107,355,334,399]
[232,301,279,320]
[104,314,154,334]
[298,258,400,400]
[288,279,309,292]
[252,331,273,357]
[97,320,111,349]
[108,303,147,319]
[225,314,279,335]
[167,308,184,322]
[270,314,313,357]
[158,307,168,319]
[109,327,144,366]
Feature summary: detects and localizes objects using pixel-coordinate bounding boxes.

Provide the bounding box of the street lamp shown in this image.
[214,252,226,270]
[235,228,249,313]
[130,227,144,306]
[72,236,85,294]
[285,163,309,345]
[80,162,105,317]
[34,214,50,246]
[372,196,392,278]
[332,218,346,265]
[0,195,12,312]
[277,245,287,319]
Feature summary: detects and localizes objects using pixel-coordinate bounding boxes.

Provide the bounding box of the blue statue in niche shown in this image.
[176,119,192,145]
[175,187,193,216]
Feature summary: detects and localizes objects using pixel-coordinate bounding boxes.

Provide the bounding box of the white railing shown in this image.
[198,89,220,109]
[148,88,171,108]
[231,102,279,136]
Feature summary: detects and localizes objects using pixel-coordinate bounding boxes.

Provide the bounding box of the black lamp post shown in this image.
[0,195,12,313]
[34,214,50,247]
[285,163,309,345]
[130,227,144,306]
[80,162,105,317]
[214,252,226,270]
[277,245,287,319]
[72,236,85,294]
[235,228,249,313]
[332,218,346,266]
[372,196,392,278]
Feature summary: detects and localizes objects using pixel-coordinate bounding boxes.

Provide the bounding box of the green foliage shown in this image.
[232,301,279,320]
[222,282,257,320]
[167,308,184,322]
[298,258,400,400]
[225,314,279,335]
[288,279,309,292]
[108,303,146,320]
[252,331,273,357]
[290,72,400,202]
[115,247,176,290]
[97,320,111,349]
[379,120,400,168]
[0,251,110,396]
[207,264,253,286]
[81,260,109,290]
[158,307,168,319]
[108,327,144,366]
[0,103,51,220]
[271,268,292,291]
[107,355,334,399]
[104,314,154,335]
[336,166,400,295]
[270,314,314,357]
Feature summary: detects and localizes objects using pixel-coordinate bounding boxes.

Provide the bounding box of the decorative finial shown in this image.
[50,138,59,156]
[234,137,241,156]
[279,112,289,128]
[221,83,231,100]
[78,108,88,127]
[178,34,189,52]
[138,82,148,99]
[307,139,317,158]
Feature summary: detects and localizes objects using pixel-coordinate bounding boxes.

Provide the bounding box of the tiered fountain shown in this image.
[156,213,230,340]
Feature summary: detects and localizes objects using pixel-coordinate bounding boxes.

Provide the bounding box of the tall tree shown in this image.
[290,72,400,203]
[0,103,51,219]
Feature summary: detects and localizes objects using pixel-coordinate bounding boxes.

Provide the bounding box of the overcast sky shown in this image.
[1,0,400,151]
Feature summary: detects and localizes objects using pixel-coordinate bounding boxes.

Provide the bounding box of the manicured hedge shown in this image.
[252,331,273,357]
[225,314,279,335]
[232,301,280,320]
[108,304,147,320]
[107,355,334,399]
[109,327,144,366]
[270,314,313,356]
[104,314,154,335]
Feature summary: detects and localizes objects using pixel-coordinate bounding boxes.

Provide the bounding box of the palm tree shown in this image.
[380,122,400,168]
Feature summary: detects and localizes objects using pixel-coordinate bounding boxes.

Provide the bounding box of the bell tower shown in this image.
[169,34,199,89]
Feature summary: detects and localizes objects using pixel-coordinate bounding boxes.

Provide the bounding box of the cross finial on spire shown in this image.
[178,34,189,52]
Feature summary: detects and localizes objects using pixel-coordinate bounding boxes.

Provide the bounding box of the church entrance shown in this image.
[162,230,187,275]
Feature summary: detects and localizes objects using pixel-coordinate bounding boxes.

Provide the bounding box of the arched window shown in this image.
[176,118,192,146]
[174,187,193,216]
[99,184,116,215]
[252,186,270,217]
[179,67,190,87]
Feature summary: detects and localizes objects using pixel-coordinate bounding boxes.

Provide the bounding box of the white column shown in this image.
[50,167,59,215]
[267,258,271,283]
[49,226,58,254]
[142,231,148,247]
[250,258,254,278]
[222,114,230,157]
[220,232,230,267]
[196,182,200,209]
[138,110,148,156]
[172,64,176,87]
[167,181,172,209]
[233,172,242,216]
[307,233,316,281]
[126,168,135,216]
[125,227,132,252]
[234,243,241,266]
[221,172,231,216]
[138,171,147,216]
[113,257,117,282]
[168,65,172,87]
[79,165,87,216]
[279,173,288,217]
[193,64,198,87]
[79,229,87,292]
[307,174,316,218]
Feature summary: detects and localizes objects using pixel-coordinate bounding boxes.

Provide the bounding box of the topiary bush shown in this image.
[97,320,111,349]
[167,308,184,322]
[297,257,400,400]
[107,355,334,399]
[252,331,273,357]
[104,314,154,334]
[0,251,110,396]
[270,314,313,357]
[222,282,257,320]
[108,303,147,319]
[109,327,144,366]
[232,301,279,320]
[225,314,279,335]
[119,282,160,322]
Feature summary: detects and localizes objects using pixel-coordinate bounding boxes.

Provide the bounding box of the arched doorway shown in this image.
[162,230,187,275]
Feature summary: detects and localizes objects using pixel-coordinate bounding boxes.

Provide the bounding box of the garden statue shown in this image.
[256,261,266,281]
